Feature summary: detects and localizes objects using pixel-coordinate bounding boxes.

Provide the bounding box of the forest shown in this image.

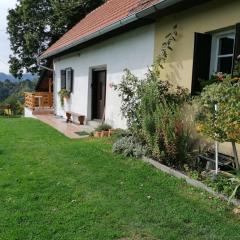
[0,79,36,115]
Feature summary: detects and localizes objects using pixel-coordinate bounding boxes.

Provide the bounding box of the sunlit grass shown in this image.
[0,118,239,239]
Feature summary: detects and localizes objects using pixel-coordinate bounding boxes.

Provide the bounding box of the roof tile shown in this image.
[42,0,159,57]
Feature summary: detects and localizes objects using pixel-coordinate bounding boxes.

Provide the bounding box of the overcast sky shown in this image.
[0,0,18,73]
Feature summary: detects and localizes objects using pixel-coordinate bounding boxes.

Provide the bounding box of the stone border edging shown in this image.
[142,157,240,206]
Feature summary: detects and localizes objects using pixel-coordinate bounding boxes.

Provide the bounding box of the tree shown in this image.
[7,0,105,78]
[196,79,240,169]
[0,79,37,115]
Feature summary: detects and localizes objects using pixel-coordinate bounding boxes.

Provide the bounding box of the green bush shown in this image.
[112,136,146,158]
[111,128,130,139]
[4,95,24,115]
[114,73,194,168]
[142,101,197,168]
[196,81,240,143]
[203,171,240,200]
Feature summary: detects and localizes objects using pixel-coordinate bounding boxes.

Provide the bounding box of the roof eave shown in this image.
[40,0,183,60]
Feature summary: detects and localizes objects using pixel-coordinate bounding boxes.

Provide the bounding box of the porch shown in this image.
[34,114,95,139]
[24,66,54,116]
[25,92,53,109]
[24,92,54,116]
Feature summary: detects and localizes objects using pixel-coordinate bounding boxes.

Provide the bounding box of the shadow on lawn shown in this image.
[0,115,22,119]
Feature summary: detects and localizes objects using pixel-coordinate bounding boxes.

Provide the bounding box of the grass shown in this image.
[0,118,240,240]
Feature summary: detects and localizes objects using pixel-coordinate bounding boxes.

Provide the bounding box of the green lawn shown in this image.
[0,118,240,240]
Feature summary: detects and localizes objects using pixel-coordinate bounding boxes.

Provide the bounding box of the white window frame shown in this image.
[210,30,235,75]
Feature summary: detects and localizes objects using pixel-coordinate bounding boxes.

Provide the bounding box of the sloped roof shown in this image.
[41,0,160,58]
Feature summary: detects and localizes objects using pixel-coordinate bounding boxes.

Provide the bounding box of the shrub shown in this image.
[203,171,240,200]
[111,128,131,139]
[196,82,240,143]
[142,101,197,168]
[112,136,146,158]
[196,80,240,169]
[4,95,24,115]
[114,69,143,129]
[95,123,112,131]
[114,72,193,168]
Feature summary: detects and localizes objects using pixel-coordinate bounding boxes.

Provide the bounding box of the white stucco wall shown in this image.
[53,24,155,129]
[24,107,36,119]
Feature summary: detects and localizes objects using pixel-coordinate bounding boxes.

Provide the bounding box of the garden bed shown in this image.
[112,36,240,208]
[142,156,240,206]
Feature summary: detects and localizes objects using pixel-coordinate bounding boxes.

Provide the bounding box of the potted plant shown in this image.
[108,128,115,137]
[58,89,71,107]
[94,124,112,138]
[94,130,102,138]
[78,115,85,125]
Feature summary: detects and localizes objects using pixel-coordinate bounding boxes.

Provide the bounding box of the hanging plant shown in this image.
[58,89,71,107]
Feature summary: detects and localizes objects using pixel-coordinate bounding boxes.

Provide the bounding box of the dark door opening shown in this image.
[92,69,106,120]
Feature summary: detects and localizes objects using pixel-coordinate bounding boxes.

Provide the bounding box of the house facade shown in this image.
[31,0,239,140]
[53,24,155,128]
[153,0,240,155]
[154,0,240,92]
[38,0,161,128]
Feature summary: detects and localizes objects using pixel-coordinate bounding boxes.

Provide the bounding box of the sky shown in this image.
[0,0,18,73]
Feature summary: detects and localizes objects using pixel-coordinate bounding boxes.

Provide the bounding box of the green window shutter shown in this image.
[191,32,212,94]
[70,69,74,93]
[232,23,240,75]
[61,70,66,89]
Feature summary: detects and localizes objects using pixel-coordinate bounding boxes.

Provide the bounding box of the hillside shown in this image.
[0,79,37,115]
[0,72,38,82]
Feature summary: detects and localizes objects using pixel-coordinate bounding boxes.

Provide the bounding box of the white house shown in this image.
[52,25,155,128]
[24,0,240,158]
[36,0,164,129]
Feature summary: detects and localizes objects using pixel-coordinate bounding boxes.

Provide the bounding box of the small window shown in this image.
[210,31,235,74]
[60,68,74,92]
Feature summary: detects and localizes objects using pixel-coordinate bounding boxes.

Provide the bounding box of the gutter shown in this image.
[40,0,183,60]
[38,65,54,72]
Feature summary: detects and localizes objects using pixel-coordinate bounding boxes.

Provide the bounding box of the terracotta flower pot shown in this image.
[94,131,102,138]
[108,129,115,137]
[101,131,109,138]
[78,115,85,125]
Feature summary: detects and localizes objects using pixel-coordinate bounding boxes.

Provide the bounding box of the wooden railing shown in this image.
[25,92,53,109]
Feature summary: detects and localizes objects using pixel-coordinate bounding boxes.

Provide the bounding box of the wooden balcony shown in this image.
[25,92,53,110]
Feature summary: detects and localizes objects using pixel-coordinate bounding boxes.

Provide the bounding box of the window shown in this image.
[210,31,235,74]
[192,24,240,94]
[60,68,74,92]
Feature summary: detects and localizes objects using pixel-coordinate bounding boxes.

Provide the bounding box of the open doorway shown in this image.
[91,69,106,120]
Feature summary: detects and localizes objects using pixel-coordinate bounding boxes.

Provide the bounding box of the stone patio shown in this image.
[35,114,94,139]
